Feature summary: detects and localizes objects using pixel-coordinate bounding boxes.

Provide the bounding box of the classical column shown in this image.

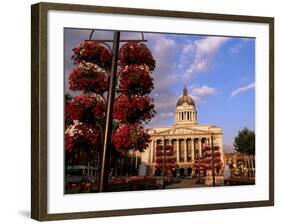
[191,138,195,161]
[135,151,138,168]
[167,139,171,146]
[184,139,187,162]
[176,139,180,162]
[198,137,202,157]
[250,156,255,176]
[154,140,158,162]
[149,140,153,163]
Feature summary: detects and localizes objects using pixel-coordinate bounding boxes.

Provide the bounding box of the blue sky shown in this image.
[64,29,255,152]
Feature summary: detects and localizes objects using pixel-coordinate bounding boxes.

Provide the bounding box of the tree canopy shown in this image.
[233,127,255,155]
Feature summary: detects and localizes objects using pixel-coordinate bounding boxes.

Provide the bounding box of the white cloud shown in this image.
[196,36,229,56]
[230,82,255,97]
[180,36,230,80]
[190,85,217,102]
[191,85,217,96]
[150,94,179,126]
[229,42,243,54]
[144,34,183,125]
[150,112,174,124]
[146,34,180,93]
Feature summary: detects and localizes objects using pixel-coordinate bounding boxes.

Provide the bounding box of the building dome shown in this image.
[175,85,198,125]
[176,86,195,107]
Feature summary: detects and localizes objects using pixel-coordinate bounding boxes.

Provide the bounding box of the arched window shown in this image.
[182,112,184,121]
[187,111,189,120]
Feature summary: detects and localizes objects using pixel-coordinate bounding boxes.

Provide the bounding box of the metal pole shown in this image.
[99,31,120,192]
[211,134,216,187]
[163,136,166,189]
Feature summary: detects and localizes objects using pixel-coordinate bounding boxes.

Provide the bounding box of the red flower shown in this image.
[69,66,108,94]
[112,124,150,152]
[154,144,176,171]
[119,42,156,71]
[113,94,155,123]
[118,65,154,95]
[66,94,105,124]
[65,122,102,153]
[72,41,113,69]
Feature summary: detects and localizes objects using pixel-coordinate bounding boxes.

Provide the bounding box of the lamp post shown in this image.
[162,136,166,189]
[90,31,148,192]
[211,133,216,187]
[83,30,149,192]
[99,31,120,192]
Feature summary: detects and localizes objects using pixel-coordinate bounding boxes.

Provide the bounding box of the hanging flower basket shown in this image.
[165,150,174,157]
[69,66,108,94]
[118,65,154,95]
[119,42,156,71]
[112,124,150,152]
[72,41,113,69]
[214,151,221,157]
[65,121,102,153]
[113,94,155,123]
[66,94,106,124]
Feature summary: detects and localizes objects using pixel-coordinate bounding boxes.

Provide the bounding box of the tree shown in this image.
[233,127,255,155]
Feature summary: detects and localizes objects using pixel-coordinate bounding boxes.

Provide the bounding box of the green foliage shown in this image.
[233,127,255,155]
[65,92,72,102]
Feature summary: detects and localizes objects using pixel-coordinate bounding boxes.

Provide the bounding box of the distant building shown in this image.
[141,85,224,176]
[224,151,255,177]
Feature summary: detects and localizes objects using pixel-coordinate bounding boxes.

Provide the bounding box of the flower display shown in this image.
[107,176,158,191]
[65,121,102,153]
[65,36,156,191]
[112,124,150,152]
[72,41,113,69]
[155,144,176,171]
[111,41,156,153]
[113,94,155,123]
[118,65,154,95]
[69,65,108,94]
[193,156,206,176]
[119,42,156,71]
[66,94,105,124]
[156,157,176,164]
[65,181,98,194]
[202,144,222,173]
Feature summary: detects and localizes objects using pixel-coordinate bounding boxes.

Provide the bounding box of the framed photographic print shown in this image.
[31,2,274,221]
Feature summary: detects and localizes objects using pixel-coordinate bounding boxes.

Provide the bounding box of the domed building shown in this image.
[140,85,224,177]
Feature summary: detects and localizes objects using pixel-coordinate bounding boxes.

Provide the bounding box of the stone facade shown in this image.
[140,85,224,176]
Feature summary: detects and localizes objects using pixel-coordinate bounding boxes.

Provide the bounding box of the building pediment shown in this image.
[174,128,195,134]
[173,127,205,134]
[153,126,209,135]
